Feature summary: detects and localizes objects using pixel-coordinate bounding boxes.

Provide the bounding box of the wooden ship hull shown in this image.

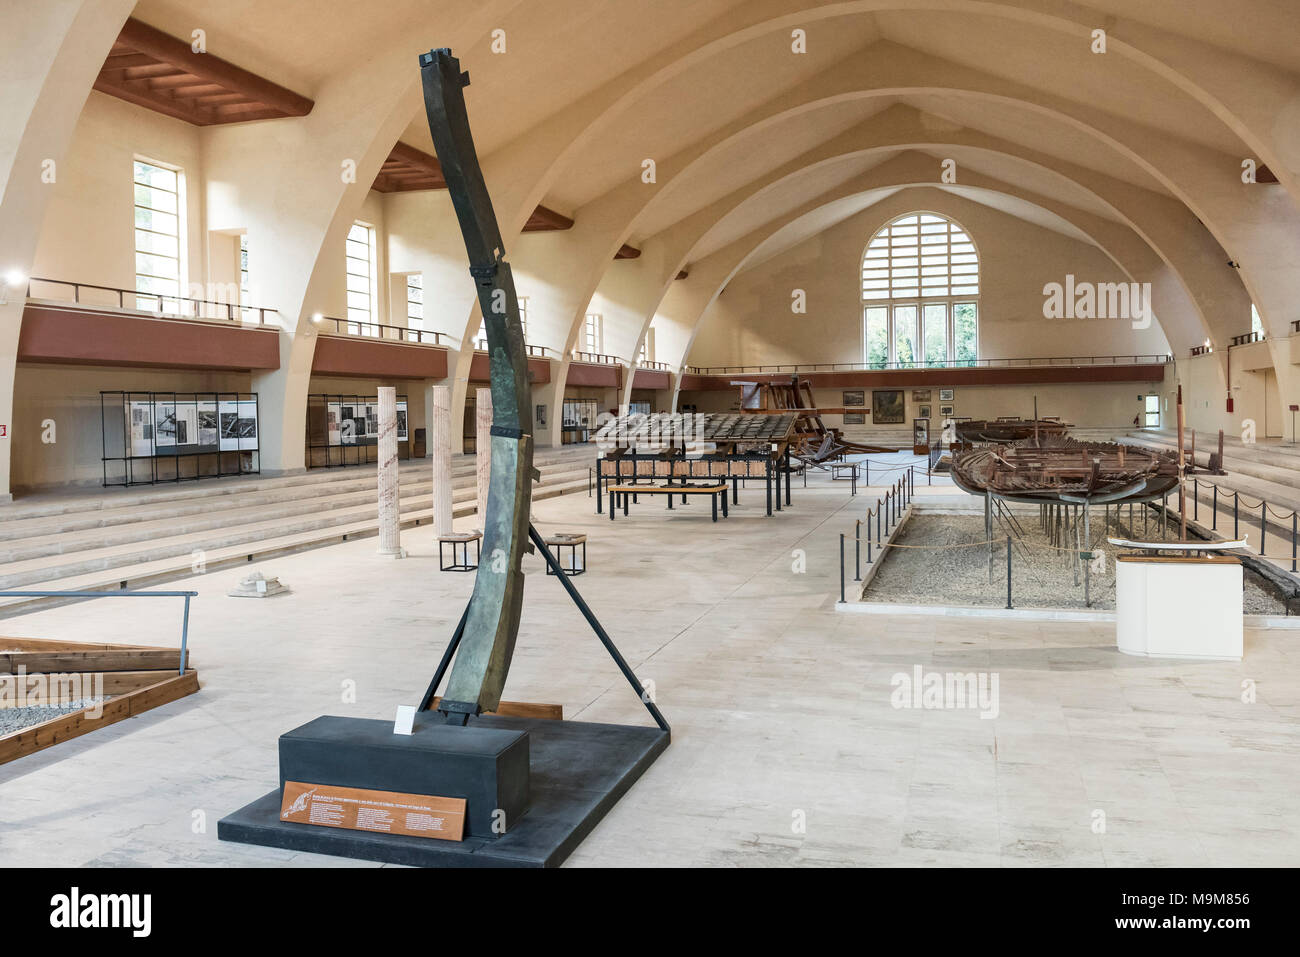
[955,418,1072,443]
[950,438,1179,504]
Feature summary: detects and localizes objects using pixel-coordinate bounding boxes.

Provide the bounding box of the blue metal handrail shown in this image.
[0,589,197,674]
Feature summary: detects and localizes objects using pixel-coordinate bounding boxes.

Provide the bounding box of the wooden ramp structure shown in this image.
[0,636,198,765]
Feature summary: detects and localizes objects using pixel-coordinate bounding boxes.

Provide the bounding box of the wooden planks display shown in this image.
[0,636,200,765]
[594,411,797,447]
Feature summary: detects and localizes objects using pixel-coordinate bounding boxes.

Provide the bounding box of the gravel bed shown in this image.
[0,698,103,736]
[862,511,1290,613]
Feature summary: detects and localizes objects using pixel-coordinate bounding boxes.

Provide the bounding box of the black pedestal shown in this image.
[278,714,530,838]
[218,715,668,868]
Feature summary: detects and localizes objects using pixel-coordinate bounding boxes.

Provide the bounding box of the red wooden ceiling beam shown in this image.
[522,205,575,231]
[372,144,579,240]
[95,18,313,124]
[102,53,163,73]
[92,74,217,125]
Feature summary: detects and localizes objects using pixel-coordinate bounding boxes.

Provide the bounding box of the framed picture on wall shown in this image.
[940,404,955,416]
[939,389,955,401]
[919,405,931,419]
[842,390,865,407]
[844,412,865,425]
[912,390,931,402]
[872,389,905,424]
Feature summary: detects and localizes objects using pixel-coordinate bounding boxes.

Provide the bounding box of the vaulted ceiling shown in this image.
[123,0,1283,265]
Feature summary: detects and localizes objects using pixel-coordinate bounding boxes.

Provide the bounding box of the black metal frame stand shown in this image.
[543,537,586,576]
[419,524,669,733]
[438,535,480,572]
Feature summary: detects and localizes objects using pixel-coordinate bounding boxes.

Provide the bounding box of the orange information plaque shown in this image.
[280,781,466,842]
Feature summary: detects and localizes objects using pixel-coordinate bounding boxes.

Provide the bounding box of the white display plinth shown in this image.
[1115,555,1243,660]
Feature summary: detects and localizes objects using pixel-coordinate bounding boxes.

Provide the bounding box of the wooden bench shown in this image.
[607,484,730,521]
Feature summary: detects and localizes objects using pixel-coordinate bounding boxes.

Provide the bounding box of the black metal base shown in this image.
[217,715,669,868]
[439,538,480,572]
[543,541,586,576]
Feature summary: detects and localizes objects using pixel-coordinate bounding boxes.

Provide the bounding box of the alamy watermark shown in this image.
[1043,274,1152,330]
[593,411,708,453]
[2,667,105,717]
[890,665,999,719]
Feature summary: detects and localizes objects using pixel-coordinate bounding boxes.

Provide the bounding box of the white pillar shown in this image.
[475,388,492,523]
[376,386,403,557]
[431,385,453,536]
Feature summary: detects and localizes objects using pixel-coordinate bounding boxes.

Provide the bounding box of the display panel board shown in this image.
[103,391,259,486]
[306,394,410,468]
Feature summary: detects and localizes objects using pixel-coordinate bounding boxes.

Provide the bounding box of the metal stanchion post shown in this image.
[839,534,845,603]
[1260,502,1267,556]
[854,520,861,581]
[1005,536,1013,609]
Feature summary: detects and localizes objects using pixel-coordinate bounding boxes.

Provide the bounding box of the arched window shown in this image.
[862,212,979,368]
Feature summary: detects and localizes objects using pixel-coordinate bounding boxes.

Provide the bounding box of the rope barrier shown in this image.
[854,460,929,475]
[872,539,1002,549]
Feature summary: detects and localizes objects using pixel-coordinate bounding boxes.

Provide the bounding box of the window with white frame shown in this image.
[346,222,377,331]
[134,160,184,311]
[406,274,423,330]
[476,295,527,349]
[638,328,655,364]
[583,313,602,354]
[862,212,978,368]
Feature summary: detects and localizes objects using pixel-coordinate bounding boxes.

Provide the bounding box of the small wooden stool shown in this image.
[543,532,587,576]
[439,530,481,572]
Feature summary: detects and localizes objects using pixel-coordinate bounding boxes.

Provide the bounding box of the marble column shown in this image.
[431,385,453,537]
[376,387,403,557]
[475,388,492,524]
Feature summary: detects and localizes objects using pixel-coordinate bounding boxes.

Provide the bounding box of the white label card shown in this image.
[393,704,417,736]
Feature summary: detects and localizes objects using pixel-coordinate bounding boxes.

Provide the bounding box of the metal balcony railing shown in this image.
[26,277,278,325]
[316,316,446,345]
[684,354,1175,375]
[571,350,624,365]
[472,338,553,357]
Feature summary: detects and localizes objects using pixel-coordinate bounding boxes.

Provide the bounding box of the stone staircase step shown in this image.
[0,464,593,587]
[1,445,594,521]
[0,463,593,563]
[0,474,593,615]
